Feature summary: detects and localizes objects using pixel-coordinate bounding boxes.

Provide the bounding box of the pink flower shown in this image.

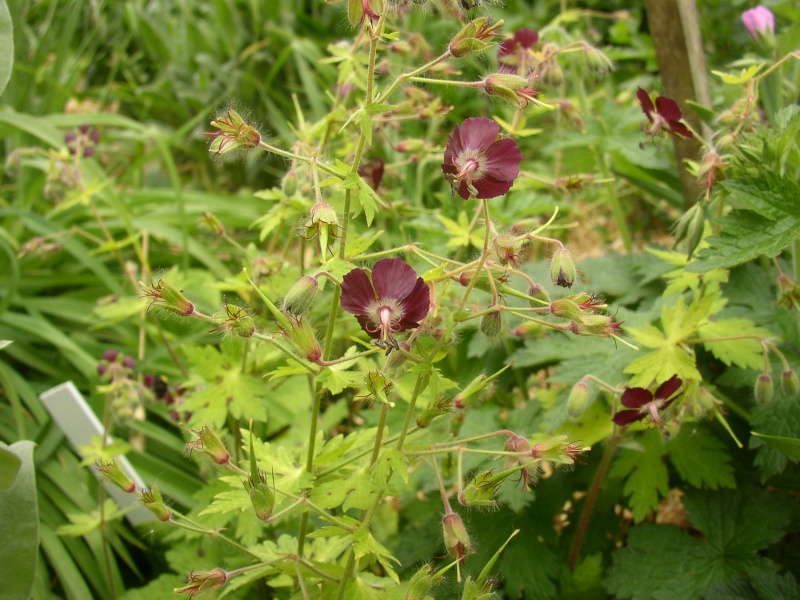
[441,117,523,200]
[742,6,774,39]
[497,28,539,75]
[636,88,693,140]
[340,258,430,352]
[612,375,683,427]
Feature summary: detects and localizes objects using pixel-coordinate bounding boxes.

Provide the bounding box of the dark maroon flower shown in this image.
[340,257,430,352]
[613,375,683,427]
[498,28,539,75]
[358,157,385,190]
[65,124,100,157]
[636,88,693,140]
[442,118,523,200]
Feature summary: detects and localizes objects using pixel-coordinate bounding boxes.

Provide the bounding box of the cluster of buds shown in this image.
[97,350,149,422]
[64,124,100,158]
[143,373,190,422]
[209,301,256,338]
[549,292,623,339]
[449,17,503,58]
[755,369,798,404]
[16,235,61,259]
[203,105,262,157]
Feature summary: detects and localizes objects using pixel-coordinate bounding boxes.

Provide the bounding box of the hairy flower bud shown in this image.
[550,246,576,288]
[449,17,504,58]
[141,484,171,521]
[204,106,262,156]
[442,512,471,561]
[480,308,503,340]
[549,298,581,320]
[185,426,230,465]
[283,275,319,318]
[288,319,322,362]
[458,469,511,508]
[754,373,774,404]
[406,564,444,600]
[174,568,228,598]
[528,283,550,307]
[244,471,275,522]
[140,279,194,316]
[781,369,799,396]
[96,460,136,493]
[567,379,590,418]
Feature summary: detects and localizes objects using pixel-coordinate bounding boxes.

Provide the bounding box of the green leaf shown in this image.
[609,430,669,522]
[750,432,800,460]
[371,448,409,485]
[317,367,363,395]
[668,427,735,490]
[608,487,793,599]
[0,446,20,490]
[698,318,772,370]
[435,212,484,249]
[688,176,800,273]
[0,0,12,97]
[750,394,800,481]
[0,441,38,600]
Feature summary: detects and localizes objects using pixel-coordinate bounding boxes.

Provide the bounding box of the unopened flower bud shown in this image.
[449,17,503,59]
[174,567,228,598]
[781,369,799,396]
[457,270,493,293]
[185,425,230,465]
[283,275,319,318]
[281,169,298,196]
[480,308,503,340]
[406,564,444,600]
[288,319,321,362]
[544,62,564,85]
[567,379,590,418]
[583,45,614,74]
[309,201,338,227]
[754,373,774,404]
[140,279,194,316]
[200,212,225,237]
[442,512,471,561]
[141,484,171,521]
[549,298,581,320]
[244,471,275,522]
[204,106,261,156]
[482,74,538,109]
[528,283,550,307]
[458,469,510,508]
[550,247,576,288]
[96,460,136,493]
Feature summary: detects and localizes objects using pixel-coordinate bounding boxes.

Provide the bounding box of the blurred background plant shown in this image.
[0,0,798,598]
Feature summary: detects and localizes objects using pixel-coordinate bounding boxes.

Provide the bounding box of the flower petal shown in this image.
[398,277,431,325]
[654,375,682,401]
[654,95,683,122]
[372,258,419,301]
[497,38,517,60]
[472,176,514,199]
[340,268,376,315]
[458,117,500,152]
[443,124,464,167]
[636,87,655,121]
[612,409,644,426]
[514,28,539,48]
[484,138,523,181]
[355,314,378,338]
[620,387,652,409]
[667,120,693,139]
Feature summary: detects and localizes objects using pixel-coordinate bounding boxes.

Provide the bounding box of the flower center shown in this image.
[365,299,403,351]
[456,149,487,181]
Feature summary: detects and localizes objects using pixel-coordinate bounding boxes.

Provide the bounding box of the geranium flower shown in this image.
[612,375,682,427]
[636,88,693,140]
[441,117,523,200]
[497,28,539,75]
[340,257,430,352]
[742,6,774,39]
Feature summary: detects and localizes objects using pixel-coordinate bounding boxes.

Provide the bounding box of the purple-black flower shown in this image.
[340,258,430,352]
[442,117,523,200]
[742,6,774,39]
[497,28,539,75]
[64,124,100,157]
[636,88,693,140]
[612,375,683,427]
